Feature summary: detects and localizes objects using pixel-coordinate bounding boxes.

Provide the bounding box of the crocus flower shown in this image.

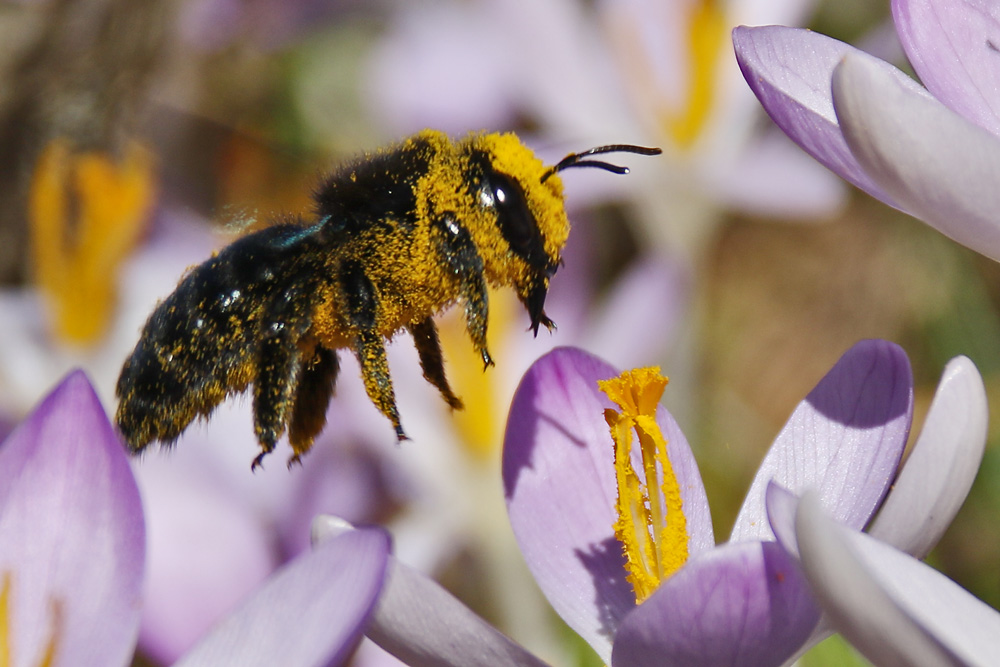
[0,372,144,666]
[767,485,1000,665]
[501,341,986,665]
[733,0,1000,262]
[0,369,390,667]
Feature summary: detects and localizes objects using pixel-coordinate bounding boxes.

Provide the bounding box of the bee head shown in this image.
[466,133,660,334]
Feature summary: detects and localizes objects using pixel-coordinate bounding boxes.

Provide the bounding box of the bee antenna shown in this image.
[542,144,662,182]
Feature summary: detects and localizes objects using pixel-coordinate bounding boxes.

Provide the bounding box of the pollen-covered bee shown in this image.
[116,130,659,469]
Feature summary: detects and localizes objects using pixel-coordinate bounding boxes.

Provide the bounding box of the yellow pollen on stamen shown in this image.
[29,138,156,345]
[662,0,727,148]
[599,367,688,604]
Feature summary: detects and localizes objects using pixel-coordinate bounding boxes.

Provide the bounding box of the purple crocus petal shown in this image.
[833,52,1000,263]
[176,528,389,667]
[869,355,987,558]
[503,347,711,662]
[893,0,1000,135]
[731,340,912,542]
[732,25,922,208]
[611,541,818,667]
[0,370,144,667]
[794,492,1000,665]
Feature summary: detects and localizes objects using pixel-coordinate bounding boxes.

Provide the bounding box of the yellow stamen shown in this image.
[0,573,10,667]
[36,600,61,667]
[438,287,514,460]
[599,367,688,603]
[29,138,156,345]
[663,0,727,148]
[0,573,62,667]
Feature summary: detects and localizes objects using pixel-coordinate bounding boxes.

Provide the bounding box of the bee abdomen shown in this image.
[116,225,310,451]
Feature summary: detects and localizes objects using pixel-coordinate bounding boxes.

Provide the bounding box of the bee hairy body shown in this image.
[117,129,581,469]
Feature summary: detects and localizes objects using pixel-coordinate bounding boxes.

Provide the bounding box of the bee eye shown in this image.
[482,171,547,269]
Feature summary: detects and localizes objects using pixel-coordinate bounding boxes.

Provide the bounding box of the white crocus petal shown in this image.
[833,52,1000,263]
[313,515,549,667]
[795,492,1000,666]
[366,555,550,667]
[311,514,354,544]
[794,493,953,666]
[869,356,987,558]
[764,483,800,558]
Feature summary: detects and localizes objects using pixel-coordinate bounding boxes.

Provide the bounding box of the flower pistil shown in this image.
[599,367,688,603]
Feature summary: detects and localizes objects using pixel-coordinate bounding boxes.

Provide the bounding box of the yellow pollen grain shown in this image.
[29,138,156,345]
[599,367,689,604]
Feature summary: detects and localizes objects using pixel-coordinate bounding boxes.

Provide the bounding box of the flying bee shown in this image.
[116,130,660,469]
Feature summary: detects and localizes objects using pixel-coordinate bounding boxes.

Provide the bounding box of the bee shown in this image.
[116,130,660,469]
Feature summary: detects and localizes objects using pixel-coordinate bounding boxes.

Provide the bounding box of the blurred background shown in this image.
[0,0,996,665]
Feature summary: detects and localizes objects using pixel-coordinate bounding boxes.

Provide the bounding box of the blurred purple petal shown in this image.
[503,347,711,662]
[869,355,987,558]
[794,492,1000,665]
[711,129,848,218]
[581,255,690,371]
[611,541,818,667]
[833,52,1000,262]
[366,556,549,667]
[731,340,912,542]
[364,4,518,134]
[138,460,277,664]
[893,0,1000,135]
[176,528,389,667]
[278,438,397,557]
[732,25,920,208]
[0,370,144,667]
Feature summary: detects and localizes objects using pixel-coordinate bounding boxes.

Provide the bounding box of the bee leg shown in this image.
[286,346,340,468]
[354,330,406,440]
[524,281,555,336]
[251,286,317,471]
[432,214,493,369]
[408,318,463,410]
[251,329,303,471]
[342,262,407,440]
